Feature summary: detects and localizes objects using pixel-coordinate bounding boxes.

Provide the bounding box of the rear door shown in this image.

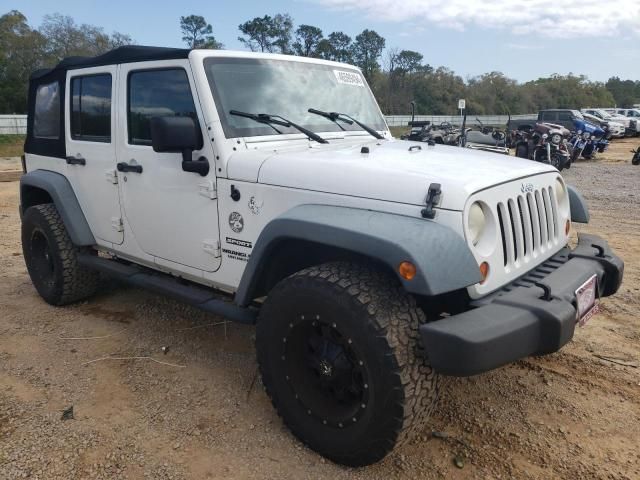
[116,61,221,273]
[65,66,123,245]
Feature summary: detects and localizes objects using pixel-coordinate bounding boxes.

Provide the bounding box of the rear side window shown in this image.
[128,69,197,145]
[541,112,555,121]
[70,74,112,142]
[34,81,60,139]
[558,112,571,121]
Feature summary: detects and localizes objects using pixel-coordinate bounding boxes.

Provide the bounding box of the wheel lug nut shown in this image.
[338,422,343,428]
[332,323,337,328]
[352,417,357,422]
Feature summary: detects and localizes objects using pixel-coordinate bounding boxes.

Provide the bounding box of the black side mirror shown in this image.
[150,116,209,176]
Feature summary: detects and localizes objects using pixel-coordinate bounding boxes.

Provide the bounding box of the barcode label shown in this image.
[333,70,364,87]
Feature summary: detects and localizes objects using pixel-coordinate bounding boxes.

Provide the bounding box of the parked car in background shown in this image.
[582,108,637,136]
[582,112,624,139]
[537,109,583,131]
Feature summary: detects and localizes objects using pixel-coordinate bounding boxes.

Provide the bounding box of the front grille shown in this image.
[496,186,560,268]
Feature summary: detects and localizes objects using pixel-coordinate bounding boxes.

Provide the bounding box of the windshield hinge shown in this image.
[111,217,124,232]
[105,169,118,184]
[421,183,442,219]
[203,239,221,258]
[198,180,217,200]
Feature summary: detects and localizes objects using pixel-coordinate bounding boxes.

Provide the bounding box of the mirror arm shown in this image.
[181,148,193,164]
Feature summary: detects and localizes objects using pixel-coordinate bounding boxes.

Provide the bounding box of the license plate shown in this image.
[575,274,599,327]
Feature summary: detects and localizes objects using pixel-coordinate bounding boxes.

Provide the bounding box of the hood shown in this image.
[235,139,556,211]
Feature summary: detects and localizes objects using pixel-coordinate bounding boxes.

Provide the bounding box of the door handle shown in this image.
[66,155,86,166]
[117,162,143,174]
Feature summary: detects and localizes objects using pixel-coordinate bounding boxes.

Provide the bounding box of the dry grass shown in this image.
[0,135,25,157]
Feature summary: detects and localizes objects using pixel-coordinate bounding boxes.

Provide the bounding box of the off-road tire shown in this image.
[633,153,640,166]
[256,262,439,467]
[22,204,99,306]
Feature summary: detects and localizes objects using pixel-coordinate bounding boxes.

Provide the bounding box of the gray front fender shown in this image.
[567,185,590,223]
[235,205,481,306]
[20,170,95,246]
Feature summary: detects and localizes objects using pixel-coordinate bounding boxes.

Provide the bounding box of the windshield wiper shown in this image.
[230,110,328,144]
[308,108,384,140]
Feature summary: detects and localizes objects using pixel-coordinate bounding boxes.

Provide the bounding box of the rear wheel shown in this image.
[256,262,439,466]
[22,204,99,305]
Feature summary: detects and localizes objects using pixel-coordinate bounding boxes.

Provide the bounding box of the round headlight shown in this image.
[582,132,590,140]
[551,133,562,144]
[542,133,548,139]
[577,130,582,135]
[468,202,486,246]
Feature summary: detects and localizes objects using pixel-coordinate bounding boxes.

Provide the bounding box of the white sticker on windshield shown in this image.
[333,70,365,87]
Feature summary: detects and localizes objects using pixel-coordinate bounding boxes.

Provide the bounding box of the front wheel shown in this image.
[256,262,439,466]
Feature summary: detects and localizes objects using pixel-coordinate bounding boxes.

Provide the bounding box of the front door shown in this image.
[116,61,221,272]
[65,66,123,245]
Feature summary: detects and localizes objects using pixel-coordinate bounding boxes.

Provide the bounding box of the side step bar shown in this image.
[78,254,257,325]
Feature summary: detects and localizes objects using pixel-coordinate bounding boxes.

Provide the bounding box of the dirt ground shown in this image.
[1,138,639,480]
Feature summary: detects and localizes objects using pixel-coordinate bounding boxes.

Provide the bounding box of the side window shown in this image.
[34,81,60,139]
[71,74,112,142]
[558,112,571,121]
[541,112,555,121]
[128,69,197,145]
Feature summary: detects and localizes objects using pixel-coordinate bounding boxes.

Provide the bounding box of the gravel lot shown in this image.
[1,139,639,479]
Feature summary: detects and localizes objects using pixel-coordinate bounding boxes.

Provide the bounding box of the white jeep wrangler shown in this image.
[21,46,623,467]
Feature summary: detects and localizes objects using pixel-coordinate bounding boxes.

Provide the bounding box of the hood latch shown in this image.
[421,183,441,219]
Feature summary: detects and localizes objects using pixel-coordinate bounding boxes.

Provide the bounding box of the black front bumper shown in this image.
[420,234,624,376]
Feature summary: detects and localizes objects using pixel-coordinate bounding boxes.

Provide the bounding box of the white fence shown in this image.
[385,114,536,127]
[0,115,27,135]
[0,113,539,135]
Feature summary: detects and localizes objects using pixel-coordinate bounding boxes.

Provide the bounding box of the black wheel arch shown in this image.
[20,170,95,246]
[234,205,481,306]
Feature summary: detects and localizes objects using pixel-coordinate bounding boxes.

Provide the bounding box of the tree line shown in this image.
[2,9,639,116]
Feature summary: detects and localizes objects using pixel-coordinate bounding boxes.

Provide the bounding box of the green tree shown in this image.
[180,15,223,49]
[0,10,46,113]
[39,13,131,61]
[323,32,353,63]
[239,13,292,53]
[606,77,639,107]
[292,24,323,57]
[271,13,293,54]
[352,29,385,81]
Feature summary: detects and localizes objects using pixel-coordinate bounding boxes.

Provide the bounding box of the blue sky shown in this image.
[14,0,640,82]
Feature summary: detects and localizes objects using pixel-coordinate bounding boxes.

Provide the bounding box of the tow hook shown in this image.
[421,183,441,219]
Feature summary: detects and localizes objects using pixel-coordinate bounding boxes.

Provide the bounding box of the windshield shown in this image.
[203,57,387,139]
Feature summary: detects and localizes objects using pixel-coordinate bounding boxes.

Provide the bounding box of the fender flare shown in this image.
[234,204,481,306]
[20,170,95,246]
[567,184,590,224]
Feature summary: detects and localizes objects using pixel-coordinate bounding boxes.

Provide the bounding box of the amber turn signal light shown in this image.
[398,261,417,281]
[479,262,490,284]
[565,219,571,236]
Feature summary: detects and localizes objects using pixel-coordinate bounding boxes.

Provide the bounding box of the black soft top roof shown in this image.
[30,45,191,80]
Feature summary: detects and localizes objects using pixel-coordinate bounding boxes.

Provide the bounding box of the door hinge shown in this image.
[105,169,118,184]
[198,180,217,200]
[202,239,221,258]
[111,217,124,232]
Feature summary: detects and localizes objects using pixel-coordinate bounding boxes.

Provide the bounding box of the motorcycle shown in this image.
[570,117,608,161]
[632,147,640,166]
[515,123,571,171]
